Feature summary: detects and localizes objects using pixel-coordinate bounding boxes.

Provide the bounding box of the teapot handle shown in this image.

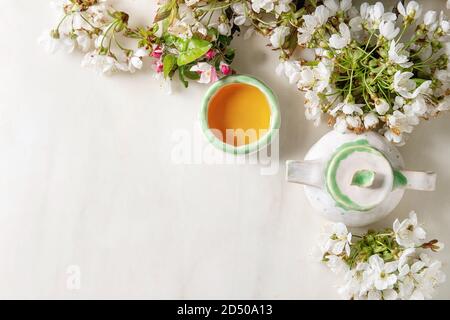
[395,170,436,191]
[286,160,323,188]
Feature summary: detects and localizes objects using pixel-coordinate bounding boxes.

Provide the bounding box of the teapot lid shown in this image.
[326,140,394,211]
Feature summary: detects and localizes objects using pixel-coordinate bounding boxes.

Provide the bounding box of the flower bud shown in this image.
[155,60,163,73]
[369,59,378,68]
[99,46,108,55]
[220,62,232,76]
[151,45,163,59]
[259,28,270,36]
[431,40,443,51]
[113,11,129,25]
[416,28,425,37]
[205,49,216,60]
[194,9,204,18]
[50,29,60,39]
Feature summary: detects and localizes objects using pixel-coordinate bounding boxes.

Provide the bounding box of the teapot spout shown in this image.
[286,160,323,188]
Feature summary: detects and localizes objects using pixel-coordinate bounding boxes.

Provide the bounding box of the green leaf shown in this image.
[163,35,189,52]
[177,46,211,66]
[174,38,189,52]
[182,69,200,80]
[218,34,232,47]
[177,37,212,66]
[224,48,235,64]
[188,37,211,50]
[154,7,171,23]
[178,68,189,88]
[304,61,320,67]
[163,34,175,46]
[207,28,218,39]
[287,31,297,53]
[153,0,175,23]
[163,54,177,79]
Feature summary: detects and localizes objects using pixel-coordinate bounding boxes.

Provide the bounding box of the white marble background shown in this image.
[0,0,449,299]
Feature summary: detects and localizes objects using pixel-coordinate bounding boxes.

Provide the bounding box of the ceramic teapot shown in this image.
[286,130,436,227]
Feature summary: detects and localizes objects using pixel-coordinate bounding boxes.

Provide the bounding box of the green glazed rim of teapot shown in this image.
[326,140,394,212]
[325,139,410,211]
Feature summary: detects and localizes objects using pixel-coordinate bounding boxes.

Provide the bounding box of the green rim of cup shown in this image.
[199,75,281,155]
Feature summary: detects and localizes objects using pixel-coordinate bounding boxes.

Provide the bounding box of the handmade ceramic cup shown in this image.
[286,130,436,227]
[199,75,281,154]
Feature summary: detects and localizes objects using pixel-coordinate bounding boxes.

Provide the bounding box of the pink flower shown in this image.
[190,62,218,84]
[211,68,218,83]
[151,45,163,59]
[155,60,163,73]
[205,49,216,60]
[220,62,232,75]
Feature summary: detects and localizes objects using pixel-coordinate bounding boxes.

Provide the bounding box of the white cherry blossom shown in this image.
[346,115,362,129]
[393,71,432,99]
[384,127,404,145]
[270,26,290,48]
[388,40,413,68]
[331,102,363,116]
[365,255,398,291]
[321,215,445,300]
[324,0,352,16]
[338,262,370,299]
[313,61,332,91]
[397,1,422,21]
[367,288,398,300]
[75,31,92,52]
[364,112,379,129]
[190,62,218,84]
[81,52,128,75]
[251,0,275,13]
[375,99,390,115]
[393,211,427,248]
[424,11,438,32]
[329,23,351,49]
[334,115,349,132]
[437,96,450,112]
[218,22,231,36]
[304,90,322,126]
[128,47,149,73]
[379,20,400,40]
[232,3,251,26]
[298,67,315,88]
[38,29,61,54]
[275,0,291,16]
[298,5,330,44]
[185,0,201,6]
[323,223,352,257]
[325,254,350,275]
[276,60,302,84]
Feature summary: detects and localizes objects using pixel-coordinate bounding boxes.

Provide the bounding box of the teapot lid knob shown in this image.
[326,140,393,211]
[351,170,376,188]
